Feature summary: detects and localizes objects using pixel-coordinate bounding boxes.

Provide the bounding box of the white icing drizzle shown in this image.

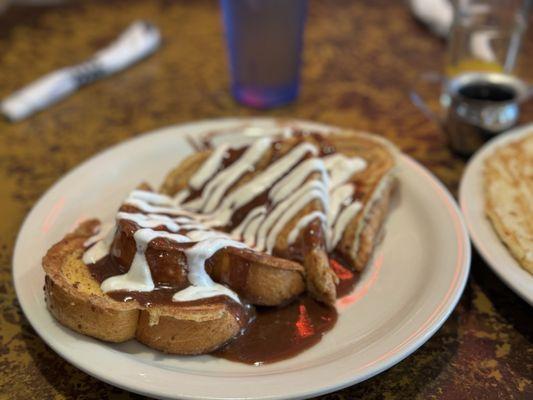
[125,197,184,216]
[101,229,190,293]
[328,184,354,226]
[175,140,328,253]
[177,141,320,226]
[83,224,116,264]
[128,190,175,206]
[83,222,111,248]
[172,284,240,303]
[116,212,206,232]
[349,174,393,257]
[287,211,327,245]
[230,175,328,250]
[86,193,248,304]
[284,153,367,250]
[330,201,363,249]
[323,154,367,187]
[183,235,246,286]
[188,138,272,213]
[269,158,328,204]
[231,206,265,242]
[117,212,179,231]
[240,206,267,247]
[173,189,190,204]
[83,136,374,306]
[189,143,230,190]
[325,154,366,249]
[124,190,208,221]
[213,142,319,226]
[172,139,369,255]
[257,181,328,253]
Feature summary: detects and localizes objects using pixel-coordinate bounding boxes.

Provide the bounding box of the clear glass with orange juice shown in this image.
[446,0,530,77]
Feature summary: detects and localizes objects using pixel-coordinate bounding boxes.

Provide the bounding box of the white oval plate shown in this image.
[460,123,533,305]
[14,118,470,400]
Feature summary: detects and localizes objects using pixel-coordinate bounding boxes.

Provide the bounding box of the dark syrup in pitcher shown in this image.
[458,82,516,102]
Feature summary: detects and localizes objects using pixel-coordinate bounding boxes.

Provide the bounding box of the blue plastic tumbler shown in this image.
[221,0,307,108]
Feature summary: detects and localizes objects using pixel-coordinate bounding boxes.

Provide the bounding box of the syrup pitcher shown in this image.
[411,0,532,157]
[412,72,531,157]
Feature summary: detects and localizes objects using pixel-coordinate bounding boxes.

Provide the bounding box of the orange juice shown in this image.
[445,59,504,77]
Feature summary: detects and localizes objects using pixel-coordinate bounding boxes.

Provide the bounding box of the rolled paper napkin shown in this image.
[0,20,161,121]
[409,0,453,38]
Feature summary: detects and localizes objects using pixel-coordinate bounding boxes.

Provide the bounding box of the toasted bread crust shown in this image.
[160,151,211,197]
[303,244,338,304]
[42,221,245,352]
[209,248,305,306]
[289,199,338,304]
[136,305,242,355]
[353,176,395,271]
[43,222,139,342]
[45,275,139,342]
[325,132,396,270]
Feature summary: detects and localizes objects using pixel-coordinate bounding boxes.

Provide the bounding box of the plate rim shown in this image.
[13,117,471,400]
[459,122,533,305]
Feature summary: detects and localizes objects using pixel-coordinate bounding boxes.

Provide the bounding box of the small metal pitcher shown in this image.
[411,72,532,157]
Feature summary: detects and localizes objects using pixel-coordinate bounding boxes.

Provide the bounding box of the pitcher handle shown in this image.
[409,72,447,127]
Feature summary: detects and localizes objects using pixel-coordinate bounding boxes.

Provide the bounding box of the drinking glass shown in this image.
[221,0,307,108]
[446,0,530,77]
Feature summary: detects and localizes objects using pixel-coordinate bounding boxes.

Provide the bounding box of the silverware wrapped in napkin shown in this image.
[0,20,161,121]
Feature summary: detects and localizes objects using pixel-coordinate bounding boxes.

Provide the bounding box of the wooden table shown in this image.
[1,1,531,398]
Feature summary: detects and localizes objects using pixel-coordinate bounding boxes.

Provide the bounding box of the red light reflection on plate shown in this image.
[336,253,384,309]
[41,197,66,233]
[330,259,353,280]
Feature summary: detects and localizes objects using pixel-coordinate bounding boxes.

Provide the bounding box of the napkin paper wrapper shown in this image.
[0,20,161,121]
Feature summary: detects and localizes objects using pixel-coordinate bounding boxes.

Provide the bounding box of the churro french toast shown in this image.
[161,130,396,301]
[44,189,305,354]
[161,136,338,303]
[42,128,397,360]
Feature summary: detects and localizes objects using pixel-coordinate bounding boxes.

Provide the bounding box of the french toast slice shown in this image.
[109,215,305,306]
[41,128,398,358]
[44,193,306,354]
[44,220,139,342]
[207,247,305,306]
[286,131,396,271]
[43,220,244,354]
[160,137,338,304]
[322,131,397,271]
[161,131,397,299]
